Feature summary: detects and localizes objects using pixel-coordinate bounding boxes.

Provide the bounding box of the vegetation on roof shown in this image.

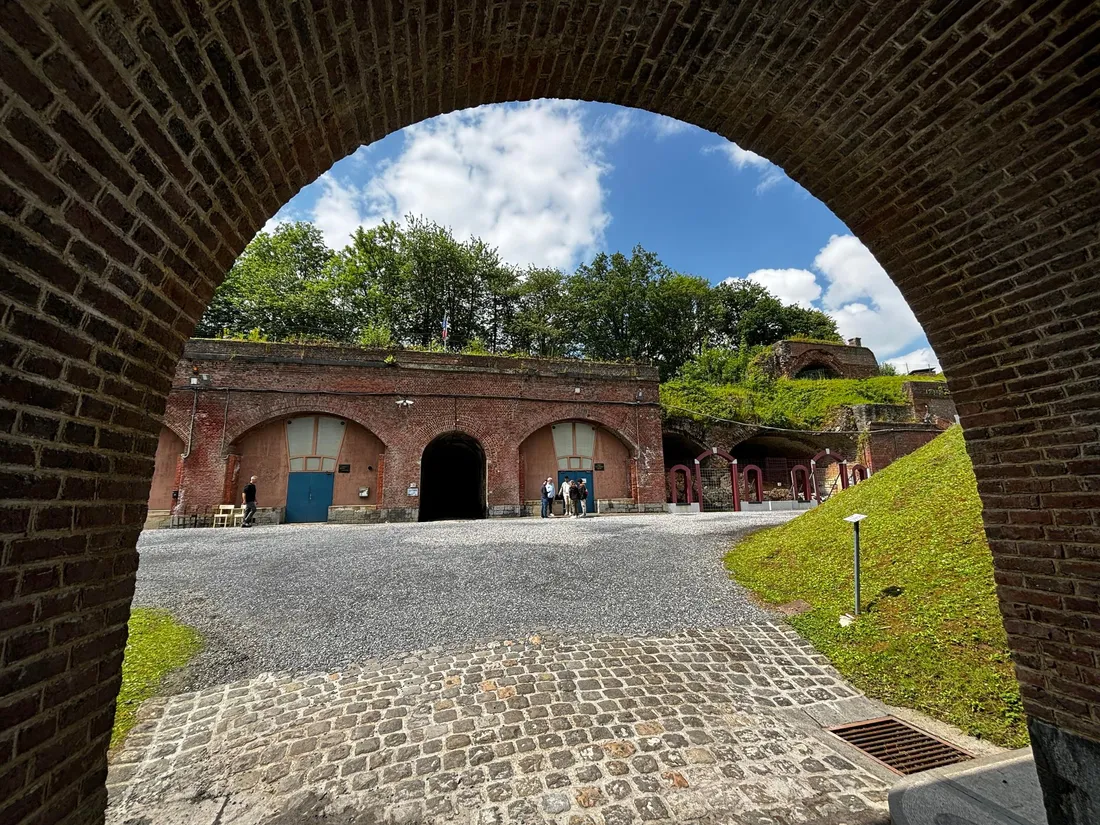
[661,345,943,430]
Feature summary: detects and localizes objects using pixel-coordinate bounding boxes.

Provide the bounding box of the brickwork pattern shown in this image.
[0,2,1097,822]
[105,626,888,825]
[163,341,664,512]
[764,341,880,380]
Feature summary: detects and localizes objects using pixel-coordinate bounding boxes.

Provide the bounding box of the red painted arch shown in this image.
[743,464,764,503]
[693,447,740,512]
[667,464,694,505]
[791,465,812,503]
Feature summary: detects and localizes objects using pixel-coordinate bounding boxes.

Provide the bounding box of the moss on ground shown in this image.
[726,427,1027,747]
[112,608,202,749]
[661,373,944,430]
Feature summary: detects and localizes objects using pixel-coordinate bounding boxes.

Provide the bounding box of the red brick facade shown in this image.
[153,340,664,522]
[0,3,1098,823]
[762,339,880,380]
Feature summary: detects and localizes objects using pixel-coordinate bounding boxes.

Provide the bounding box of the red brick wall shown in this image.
[163,342,663,514]
[862,425,946,473]
[768,340,880,379]
[0,3,1097,823]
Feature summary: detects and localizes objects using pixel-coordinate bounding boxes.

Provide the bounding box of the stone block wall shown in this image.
[906,381,959,427]
[860,423,947,473]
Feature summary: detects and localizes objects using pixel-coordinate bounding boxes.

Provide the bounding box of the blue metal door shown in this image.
[285,472,334,523]
[558,470,595,514]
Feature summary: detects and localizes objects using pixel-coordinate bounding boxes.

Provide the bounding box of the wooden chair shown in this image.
[212,504,235,528]
[233,507,245,527]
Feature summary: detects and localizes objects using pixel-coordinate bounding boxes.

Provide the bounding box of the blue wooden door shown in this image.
[558,470,595,513]
[285,472,334,523]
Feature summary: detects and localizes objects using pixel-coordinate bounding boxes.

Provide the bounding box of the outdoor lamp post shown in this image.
[843,514,867,617]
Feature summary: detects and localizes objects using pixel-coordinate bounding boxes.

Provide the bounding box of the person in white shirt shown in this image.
[559,477,573,517]
[541,477,556,518]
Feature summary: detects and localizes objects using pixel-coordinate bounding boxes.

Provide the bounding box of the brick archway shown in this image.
[224,401,388,451]
[1,3,1097,822]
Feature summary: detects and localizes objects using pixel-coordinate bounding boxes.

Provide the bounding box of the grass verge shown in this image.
[111,607,202,749]
[726,427,1027,747]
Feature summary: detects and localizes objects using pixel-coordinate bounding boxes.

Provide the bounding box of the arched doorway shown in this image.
[229,414,385,523]
[520,421,633,515]
[146,427,184,512]
[418,432,486,522]
[663,431,706,507]
[793,362,842,380]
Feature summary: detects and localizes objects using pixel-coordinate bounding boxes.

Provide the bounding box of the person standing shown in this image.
[559,476,572,517]
[568,478,581,518]
[541,476,556,518]
[577,479,589,517]
[241,475,258,527]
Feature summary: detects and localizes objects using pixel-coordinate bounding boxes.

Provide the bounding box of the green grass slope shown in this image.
[111,608,202,749]
[727,427,1027,747]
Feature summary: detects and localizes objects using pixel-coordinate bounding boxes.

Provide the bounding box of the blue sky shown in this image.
[263,101,938,370]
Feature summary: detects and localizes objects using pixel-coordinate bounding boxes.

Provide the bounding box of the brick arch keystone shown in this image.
[1,2,1098,822]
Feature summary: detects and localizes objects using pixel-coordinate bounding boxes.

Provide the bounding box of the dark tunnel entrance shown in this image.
[418,432,487,521]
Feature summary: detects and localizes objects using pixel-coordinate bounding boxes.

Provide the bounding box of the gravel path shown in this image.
[134,512,797,691]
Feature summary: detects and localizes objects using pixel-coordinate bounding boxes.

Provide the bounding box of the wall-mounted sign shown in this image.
[407,484,419,497]
[338,464,351,473]
[594,463,605,471]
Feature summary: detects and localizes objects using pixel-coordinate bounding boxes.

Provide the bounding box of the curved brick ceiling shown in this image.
[0,2,1098,823]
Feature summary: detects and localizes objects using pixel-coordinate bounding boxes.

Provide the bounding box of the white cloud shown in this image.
[593,109,636,145]
[745,268,821,308]
[651,114,690,139]
[312,176,363,248]
[310,101,614,269]
[813,234,926,359]
[884,347,941,374]
[707,142,769,170]
[704,141,789,194]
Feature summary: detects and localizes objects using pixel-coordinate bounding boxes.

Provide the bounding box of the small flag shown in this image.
[441,313,449,343]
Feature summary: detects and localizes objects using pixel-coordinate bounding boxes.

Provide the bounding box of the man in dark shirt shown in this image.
[241,476,257,527]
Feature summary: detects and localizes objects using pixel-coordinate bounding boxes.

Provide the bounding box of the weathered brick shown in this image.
[0,4,1096,823]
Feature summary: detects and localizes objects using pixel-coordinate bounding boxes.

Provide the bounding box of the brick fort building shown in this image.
[149,339,667,525]
[149,338,953,526]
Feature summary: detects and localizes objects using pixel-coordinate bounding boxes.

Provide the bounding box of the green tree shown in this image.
[711,279,840,348]
[646,273,716,378]
[467,238,519,353]
[194,222,342,340]
[781,303,842,342]
[567,246,666,364]
[507,266,571,357]
[331,221,410,342]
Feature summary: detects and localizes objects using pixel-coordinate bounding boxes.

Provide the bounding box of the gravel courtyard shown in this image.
[135,512,797,690]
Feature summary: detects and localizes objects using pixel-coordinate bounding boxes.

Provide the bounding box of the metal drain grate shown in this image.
[828,717,974,775]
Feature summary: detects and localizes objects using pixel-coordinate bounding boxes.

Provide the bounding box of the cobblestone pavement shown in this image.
[107,626,894,825]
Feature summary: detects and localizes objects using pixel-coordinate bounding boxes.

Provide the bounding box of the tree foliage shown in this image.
[197,218,842,380]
